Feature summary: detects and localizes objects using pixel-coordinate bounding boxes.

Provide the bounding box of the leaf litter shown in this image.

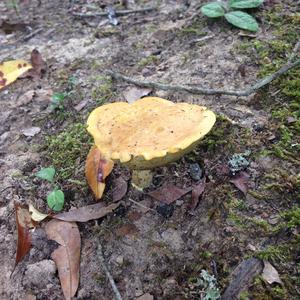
[45,220,81,300]
[85,145,114,200]
[148,183,192,204]
[229,171,250,195]
[112,176,128,202]
[188,178,206,210]
[14,202,35,267]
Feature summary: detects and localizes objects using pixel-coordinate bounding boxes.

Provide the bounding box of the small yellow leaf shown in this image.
[85,145,114,200]
[29,203,49,222]
[0,59,32,90]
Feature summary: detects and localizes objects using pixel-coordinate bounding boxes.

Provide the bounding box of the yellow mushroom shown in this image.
[87,97,216,170]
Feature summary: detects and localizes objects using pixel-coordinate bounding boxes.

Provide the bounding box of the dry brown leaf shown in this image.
[262,261,283,285]
[116,224,139,237]
[14,202,35,266]
[45,220,81,300]
[112,176,128,202]
[188,178,206,210]
[85,145,114,200]
[230,171,250,195]
[54,202,120,222]
[148,184,191,204]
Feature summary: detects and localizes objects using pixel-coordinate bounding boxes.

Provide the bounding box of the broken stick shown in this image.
[106,39,300,97]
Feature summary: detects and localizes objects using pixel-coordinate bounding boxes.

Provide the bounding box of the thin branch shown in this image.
[97,243,123,300]
[106,59,300,97]
[128,198,156,213]
[288,40,300,63]
[21,28,43,42]
[72,7,156,18]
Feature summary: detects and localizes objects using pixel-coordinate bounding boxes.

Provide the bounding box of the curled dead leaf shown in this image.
[29,203,49,222]
[230,171,250,195]
[188,178,206,210]
[85,145,114,200]
[14,202,35,267]
[112,176,128,202]
[54,202,120,222]
[45,220,80,300]
[148,184,191,204]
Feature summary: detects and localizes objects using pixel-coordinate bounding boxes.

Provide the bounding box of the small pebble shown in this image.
[156,204,174,218]
[175,200,184,206]
[268,215,280,225]
[189,163,202,181]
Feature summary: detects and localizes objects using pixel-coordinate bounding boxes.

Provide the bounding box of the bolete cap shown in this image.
[87,97,216,169]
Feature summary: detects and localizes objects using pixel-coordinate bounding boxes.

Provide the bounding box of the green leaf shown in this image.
[50,92,66,111]
[36,167,56,182]
[229,0,264,9]
[225,11,259,32]
[201,2,225,18]
[47,189,65,212]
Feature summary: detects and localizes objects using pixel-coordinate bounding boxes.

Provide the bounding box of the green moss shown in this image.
[90,76,114,106]
[227,212,247,229]
[282,206,300,228]
[138,55,159,68]
[198,116,239,152]
[256,245,288,263]
[45,123,93,180]
[239,291,249,300]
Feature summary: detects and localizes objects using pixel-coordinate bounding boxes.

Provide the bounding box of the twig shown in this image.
[21,28,43,42]
[127,197,156,213]
[72,7,156,18]
[0,185,14,194]
[106,58,300,97]
[97,243,123,300]
[190,34,215,45]
[288,40,300,63]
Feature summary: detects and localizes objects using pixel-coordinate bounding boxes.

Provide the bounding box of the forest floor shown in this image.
[0,0,299,299]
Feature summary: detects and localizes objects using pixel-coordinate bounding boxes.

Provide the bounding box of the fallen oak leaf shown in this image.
[85,145,114,200]
[112,176,128,202]
[45,220,80,300]
[54,202,120,222]
[230,171,250,195]
[0,59,32,90]
[148,184,192,204]
[188,178,206,210]
[14,202,35,267]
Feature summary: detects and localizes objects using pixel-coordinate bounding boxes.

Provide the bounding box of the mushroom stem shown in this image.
[131,170,153,190]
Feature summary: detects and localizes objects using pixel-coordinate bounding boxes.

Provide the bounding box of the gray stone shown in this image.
[24,260,56,288]
[161,228,184,251]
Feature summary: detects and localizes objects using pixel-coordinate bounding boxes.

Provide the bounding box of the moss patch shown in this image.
[45,123,93,180]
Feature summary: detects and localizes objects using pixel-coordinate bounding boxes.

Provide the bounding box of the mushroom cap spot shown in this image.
[87,97,216,169]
